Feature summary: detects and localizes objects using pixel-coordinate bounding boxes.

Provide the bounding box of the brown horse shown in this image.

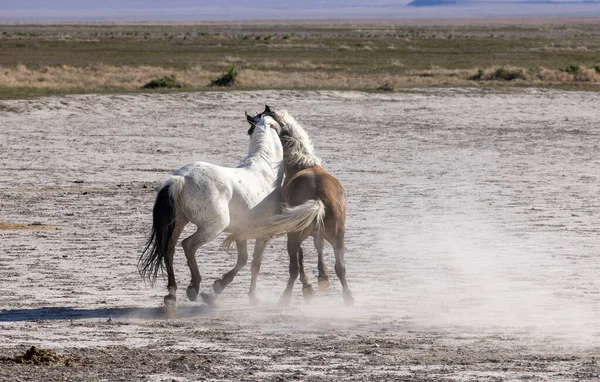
[224,106,354,305]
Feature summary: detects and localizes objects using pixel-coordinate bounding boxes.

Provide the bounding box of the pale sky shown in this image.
[0,0,599,22]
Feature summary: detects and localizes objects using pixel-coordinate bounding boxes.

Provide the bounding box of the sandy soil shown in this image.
[0,89,599,381]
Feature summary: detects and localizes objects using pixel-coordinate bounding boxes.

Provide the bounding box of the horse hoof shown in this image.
[201,292,218,306]
[212,280,224,294]
[186,285,199,301]
[279,293,292,307]
[302,285,315,300]
[164,294,176,306]
[163,304,177,319]
[343,292,354,306]
[248,295,261,306]
[317,277,330,290]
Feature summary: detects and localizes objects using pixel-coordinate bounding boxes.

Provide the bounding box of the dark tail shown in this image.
[139,183,176,285]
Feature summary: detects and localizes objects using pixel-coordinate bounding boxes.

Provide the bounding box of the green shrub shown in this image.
[210,66,238,87]
[141,74,182,89]
[470,69,484,81]
[560,64,580,74]
[376,83,395,92]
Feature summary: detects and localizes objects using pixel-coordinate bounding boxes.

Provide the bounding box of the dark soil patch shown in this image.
[10,346,77,366]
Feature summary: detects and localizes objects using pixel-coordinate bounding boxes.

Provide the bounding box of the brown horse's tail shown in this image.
[138,182,177,285]
[223,199,325,248]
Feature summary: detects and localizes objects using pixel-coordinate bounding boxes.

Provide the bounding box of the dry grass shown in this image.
[240,69,478,89]
[473,65,600,83]
[530,45,590,52]
[1,64,597,93]
[257,60,338,70]
[0,221,57,230]
[0,64,217,89]
[409,67,474,78]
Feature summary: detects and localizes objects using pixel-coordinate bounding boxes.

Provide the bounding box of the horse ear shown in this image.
[264,105,272,113]
[245,111,255,124]
[246,111,260,135]
[246,111,263,127]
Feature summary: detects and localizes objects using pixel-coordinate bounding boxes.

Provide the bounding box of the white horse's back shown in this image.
[169,161,277,233]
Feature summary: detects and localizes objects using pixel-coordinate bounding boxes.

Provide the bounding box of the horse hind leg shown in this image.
[298,246,316,301]
[333,242,354,306]
[280,232,314,305]
[182,220,227,302]
[314,232,330,290]
[164,216,188,306]
[279,234,301,306]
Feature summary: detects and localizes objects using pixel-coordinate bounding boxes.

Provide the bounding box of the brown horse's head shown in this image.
[262,105,286,127]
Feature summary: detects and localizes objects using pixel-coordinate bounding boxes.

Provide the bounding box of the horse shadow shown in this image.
[0,304,210,322]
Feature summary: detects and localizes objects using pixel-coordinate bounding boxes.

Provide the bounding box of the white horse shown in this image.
[139,114,284,306]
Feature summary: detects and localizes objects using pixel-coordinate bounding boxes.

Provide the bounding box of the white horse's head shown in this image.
[242,110,283,171]
[249,105,288,135]
[245,110,281,136]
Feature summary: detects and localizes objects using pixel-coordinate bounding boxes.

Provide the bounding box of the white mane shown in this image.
[273,109,321,168]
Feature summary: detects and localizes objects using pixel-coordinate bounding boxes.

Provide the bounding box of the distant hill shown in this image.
[408,0,599,5]
[1,0,600,21]
[407,0,459,6]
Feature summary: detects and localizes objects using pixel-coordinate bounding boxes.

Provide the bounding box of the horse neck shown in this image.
[242,130,283,184]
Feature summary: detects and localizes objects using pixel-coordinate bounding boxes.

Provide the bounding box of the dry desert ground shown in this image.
[1,89,599,381]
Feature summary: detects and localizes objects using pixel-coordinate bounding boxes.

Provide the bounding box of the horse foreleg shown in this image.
[212,240,248,294]
[314,232,330,290]
[280,234,301,306]
[248,238,268,305]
